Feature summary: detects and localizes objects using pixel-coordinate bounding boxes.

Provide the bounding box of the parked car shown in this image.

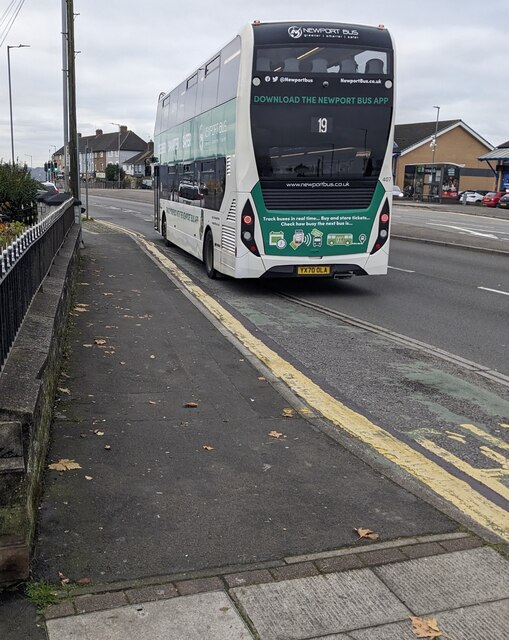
[36,181,59,202]
[481,191,505,208]
[392,185,404,198]
[497,193,509,210]
[456,190,488,203]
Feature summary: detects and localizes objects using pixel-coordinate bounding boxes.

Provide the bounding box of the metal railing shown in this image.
[0,199,75,373]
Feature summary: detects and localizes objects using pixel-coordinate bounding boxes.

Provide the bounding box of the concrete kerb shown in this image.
[40,532,487,621]
[0,222,81,585]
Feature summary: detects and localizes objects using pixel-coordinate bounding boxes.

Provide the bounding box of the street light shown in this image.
[431,105,440,164]
[7,44,30,165]
[110,122,121,188]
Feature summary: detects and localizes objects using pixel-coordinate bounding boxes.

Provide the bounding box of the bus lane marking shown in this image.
[428,223,498,239]
[98,220,509,542]
[478,287,509,296]
[388,266,415,273]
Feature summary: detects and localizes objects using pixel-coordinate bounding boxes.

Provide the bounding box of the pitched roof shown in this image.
[394,120,493,155]
[123,144,154,165]
[498,140,509,148]
[56,130,147,155]
[80,130,147,153]
[394,120,460,151]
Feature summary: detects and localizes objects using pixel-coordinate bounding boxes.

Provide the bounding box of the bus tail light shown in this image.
[370,199,390,254]
[241,200,260,256]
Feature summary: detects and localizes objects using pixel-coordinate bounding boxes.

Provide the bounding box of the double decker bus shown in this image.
[153,20,395,279]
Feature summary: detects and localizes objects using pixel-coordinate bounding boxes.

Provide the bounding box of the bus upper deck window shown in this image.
[257,56,271,71]
[365,58,384,73]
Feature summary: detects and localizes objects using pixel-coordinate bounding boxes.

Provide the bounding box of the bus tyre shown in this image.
[162,216,171,247]
[204,231,217,279]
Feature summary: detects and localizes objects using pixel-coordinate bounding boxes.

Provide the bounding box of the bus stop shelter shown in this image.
[478,143,509,191]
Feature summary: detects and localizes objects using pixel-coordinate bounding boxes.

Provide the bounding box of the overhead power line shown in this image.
[0,0,27,48]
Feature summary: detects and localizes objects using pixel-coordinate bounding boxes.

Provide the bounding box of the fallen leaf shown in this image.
[120,361,126,365]
[149,354,156,359]
[410,616,442,638]
[58,387,71,395]
[94,339,107,345]
[82,344,93,348]
[102,292,113,296]
[202,445,214,451]
[184,402,198,408]
[104,445,111,450]
[58,571,71,585]
[148,400,157,405]
[84,476,93,481]
[94,430,104,436]
[282,407,295,418]
[76,578,92,585]
[73,307,89,313]
[268,431,284,439]
[49,459,82,471]
[258,376,266,381]
[354,527,380,541]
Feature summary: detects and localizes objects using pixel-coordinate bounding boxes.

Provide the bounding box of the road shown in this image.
[85,192,509,377]
[393,201,509,253]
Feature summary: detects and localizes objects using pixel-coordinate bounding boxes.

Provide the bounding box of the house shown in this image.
[123,141,154,178]
[54,126,147,179]
[393,120,495,200]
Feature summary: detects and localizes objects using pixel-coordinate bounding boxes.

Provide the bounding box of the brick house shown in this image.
[393,120,494,199]
[54,126,147,178]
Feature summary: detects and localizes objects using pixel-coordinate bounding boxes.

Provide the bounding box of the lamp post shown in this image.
[431,105,440,164]
[7,44,30,165]
[110,122,121,188]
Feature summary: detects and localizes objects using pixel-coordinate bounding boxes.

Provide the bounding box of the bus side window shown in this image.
[218,37,241,104]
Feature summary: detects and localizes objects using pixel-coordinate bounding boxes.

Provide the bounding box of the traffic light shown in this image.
[44,162,48,172]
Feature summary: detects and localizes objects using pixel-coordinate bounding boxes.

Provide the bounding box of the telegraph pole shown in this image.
[61,1,69,192]
[66,0,79,199]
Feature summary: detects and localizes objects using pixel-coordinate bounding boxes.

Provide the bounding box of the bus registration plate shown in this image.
[297,266,331,276]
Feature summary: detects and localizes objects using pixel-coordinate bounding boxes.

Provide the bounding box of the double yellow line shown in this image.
[97,221,509,542]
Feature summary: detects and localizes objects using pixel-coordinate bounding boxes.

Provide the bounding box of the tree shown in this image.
[0,162,39,223]
[105,163,125,182]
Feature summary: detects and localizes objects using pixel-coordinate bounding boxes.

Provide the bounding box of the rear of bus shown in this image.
[236,21,395,278]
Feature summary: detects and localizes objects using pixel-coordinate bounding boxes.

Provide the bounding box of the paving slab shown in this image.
[348,598,509,640]
[46,590,253,640]
[374,547,509,614]
[232,570,410,639]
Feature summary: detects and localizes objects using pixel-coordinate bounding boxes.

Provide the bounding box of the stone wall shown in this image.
[0,221,81,585]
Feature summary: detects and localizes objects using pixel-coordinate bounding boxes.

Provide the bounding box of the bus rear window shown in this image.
[255,46,389,75]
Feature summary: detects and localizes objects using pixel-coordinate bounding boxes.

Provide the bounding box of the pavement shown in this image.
[1,212,508,639]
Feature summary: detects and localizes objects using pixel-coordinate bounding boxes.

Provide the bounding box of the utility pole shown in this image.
[61,0,69,192]
[66,0,79,199]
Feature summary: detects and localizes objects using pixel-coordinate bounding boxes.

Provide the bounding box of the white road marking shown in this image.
[427,223,498,239]
[388,266,415,273]
[478,287,509,296]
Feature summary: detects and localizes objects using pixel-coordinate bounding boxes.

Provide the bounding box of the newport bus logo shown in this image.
[288,26,303,38]
[288,26,360,40]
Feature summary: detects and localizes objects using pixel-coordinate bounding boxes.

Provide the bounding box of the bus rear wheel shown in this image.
[162,216,171,246]
[203,231,217,279]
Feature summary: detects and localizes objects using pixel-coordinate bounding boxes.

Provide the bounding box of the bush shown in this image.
[0,162,39,223]
[0,220,25,251]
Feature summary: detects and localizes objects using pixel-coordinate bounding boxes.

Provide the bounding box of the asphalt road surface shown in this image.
[86,192,509,377]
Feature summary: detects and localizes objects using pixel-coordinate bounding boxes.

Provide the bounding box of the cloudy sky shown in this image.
[1,0,507,167]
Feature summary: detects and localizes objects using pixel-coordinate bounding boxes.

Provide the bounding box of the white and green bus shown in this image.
[153,20,395,279]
